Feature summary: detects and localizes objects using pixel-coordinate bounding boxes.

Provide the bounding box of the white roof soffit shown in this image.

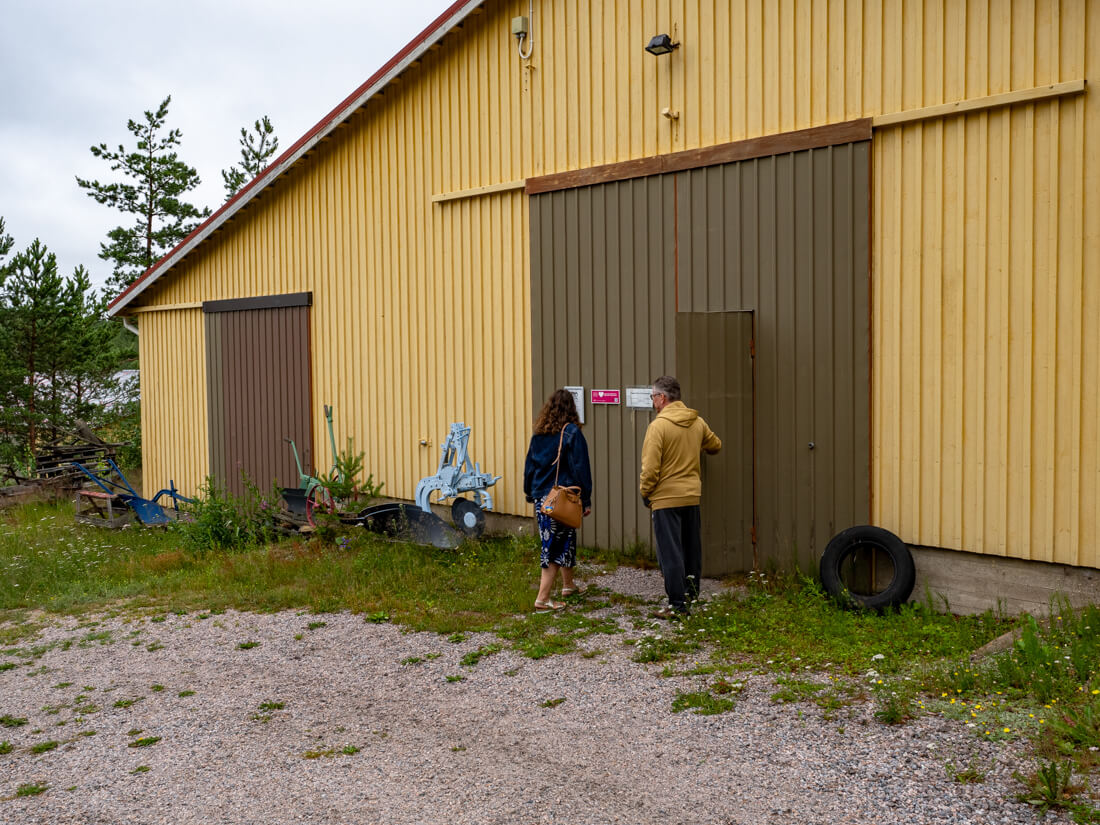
[108,0,484,317]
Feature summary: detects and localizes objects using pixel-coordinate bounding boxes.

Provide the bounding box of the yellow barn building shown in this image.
[108,0,1099,613]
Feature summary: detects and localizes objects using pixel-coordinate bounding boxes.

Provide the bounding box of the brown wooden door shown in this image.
[204,294,313,497]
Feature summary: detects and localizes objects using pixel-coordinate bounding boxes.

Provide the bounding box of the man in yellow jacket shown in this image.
[639,375,722,617]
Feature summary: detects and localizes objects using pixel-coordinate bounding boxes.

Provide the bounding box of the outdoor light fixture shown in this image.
[644,34,679,56]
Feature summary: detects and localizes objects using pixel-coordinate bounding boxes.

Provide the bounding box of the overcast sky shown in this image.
[1,0,445,294]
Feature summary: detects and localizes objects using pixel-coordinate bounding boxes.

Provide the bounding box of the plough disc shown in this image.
[348,503,461,550]
[451,498,485,537]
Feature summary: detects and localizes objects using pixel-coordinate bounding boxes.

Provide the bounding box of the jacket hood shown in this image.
[657,400,699,427]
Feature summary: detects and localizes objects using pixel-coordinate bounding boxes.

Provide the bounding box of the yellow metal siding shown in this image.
[133,0,1096,567]
[142,15,533,510]
[872,1,1097,569]
[136,309,208,498]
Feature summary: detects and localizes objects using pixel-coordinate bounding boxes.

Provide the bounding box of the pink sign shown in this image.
[590,389,621,405]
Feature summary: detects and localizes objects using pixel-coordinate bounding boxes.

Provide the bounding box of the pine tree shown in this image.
[76,96,211,296]
[0,240,68,454]
[222,116,280,198]
[0,218,19,464]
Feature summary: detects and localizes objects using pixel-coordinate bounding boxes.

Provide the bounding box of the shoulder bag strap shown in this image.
[552,426,567,486]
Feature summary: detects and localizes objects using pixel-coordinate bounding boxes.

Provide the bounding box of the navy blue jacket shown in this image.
[523,423,593,509]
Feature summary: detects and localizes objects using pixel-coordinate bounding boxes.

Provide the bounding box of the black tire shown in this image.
[819,525,915,610]
[451,498,485,537]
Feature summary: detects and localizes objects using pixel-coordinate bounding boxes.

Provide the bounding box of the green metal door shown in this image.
[676,311,755,575]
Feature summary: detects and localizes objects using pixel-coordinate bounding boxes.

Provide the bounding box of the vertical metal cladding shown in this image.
[530,176,677,549]
[675,311,755,574]
[531,141,869,567]
[674,142,872,571]
[128,0,1097,568]
[874,99,1096,566]
[204,303,313,497]
[135,308,209,498]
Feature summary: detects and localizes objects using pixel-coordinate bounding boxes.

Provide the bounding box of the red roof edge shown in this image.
[108,0,475,314]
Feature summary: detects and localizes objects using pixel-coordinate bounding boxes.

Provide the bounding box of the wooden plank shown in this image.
[872,79,1086,129]
[525,120,873,195]
[431,179,525,204]
[129,302,203,314]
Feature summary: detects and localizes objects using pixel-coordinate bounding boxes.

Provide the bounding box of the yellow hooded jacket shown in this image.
[639,400,722,510]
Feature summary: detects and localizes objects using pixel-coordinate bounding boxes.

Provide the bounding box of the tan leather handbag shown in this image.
[540,427,583,528]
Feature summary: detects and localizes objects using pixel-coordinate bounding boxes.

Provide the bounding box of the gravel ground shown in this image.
[0,568,1075,824]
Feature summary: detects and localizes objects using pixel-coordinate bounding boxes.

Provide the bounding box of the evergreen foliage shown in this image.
[76,96,210,296]
[222,116,280,198]
[0,222,136,468]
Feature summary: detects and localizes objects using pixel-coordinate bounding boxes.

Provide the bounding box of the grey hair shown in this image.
[651,375,681,401]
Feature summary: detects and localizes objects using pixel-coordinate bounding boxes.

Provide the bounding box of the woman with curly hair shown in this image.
[523,389,593,612]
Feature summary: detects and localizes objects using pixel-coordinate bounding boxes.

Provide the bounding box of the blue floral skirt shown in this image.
[536,498,577,569]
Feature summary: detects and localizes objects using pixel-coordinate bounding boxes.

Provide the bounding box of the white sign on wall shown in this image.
[625,387,655,409]
[563,386,585,423]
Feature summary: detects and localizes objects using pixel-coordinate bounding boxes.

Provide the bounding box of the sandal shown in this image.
[561,585,584,597]
[534,600,566,613]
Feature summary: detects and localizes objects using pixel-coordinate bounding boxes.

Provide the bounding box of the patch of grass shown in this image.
[237,641,260,650]
[128,736,161,748]
[30,740,58,754]
[540,697,566,708]
[303,745,360,759]
[16,782,48,796]
[364,612,389,624]
[771,677,826,704]
[145,641,164,652]
[258,701,285,712]
[53,682,73,689]
[445,674,465,683]
[78,730,96,737]
[307,621,327,630]
[401,656,423,666]
[0,715,27,728]
[113,698,143,709]
[131,765,150,774]
[946,756,987,784]
[0,662,15,672]
[0,741,11,754]
[671,688,737,716]
[78,630,113,647]
[178,690,195,698]
[631,631,702,664]
[447,632,467,643]
[873,684,916,725]
[495,612,621,660]
[460,643,503,667]
[150,684,164,692]
[0,501,545,634]
[693,576,1009,675]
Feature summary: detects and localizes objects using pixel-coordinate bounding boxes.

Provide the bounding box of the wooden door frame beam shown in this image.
[525,120,872,196]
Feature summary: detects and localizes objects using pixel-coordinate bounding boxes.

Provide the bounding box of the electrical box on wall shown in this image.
[511,16,529,37]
